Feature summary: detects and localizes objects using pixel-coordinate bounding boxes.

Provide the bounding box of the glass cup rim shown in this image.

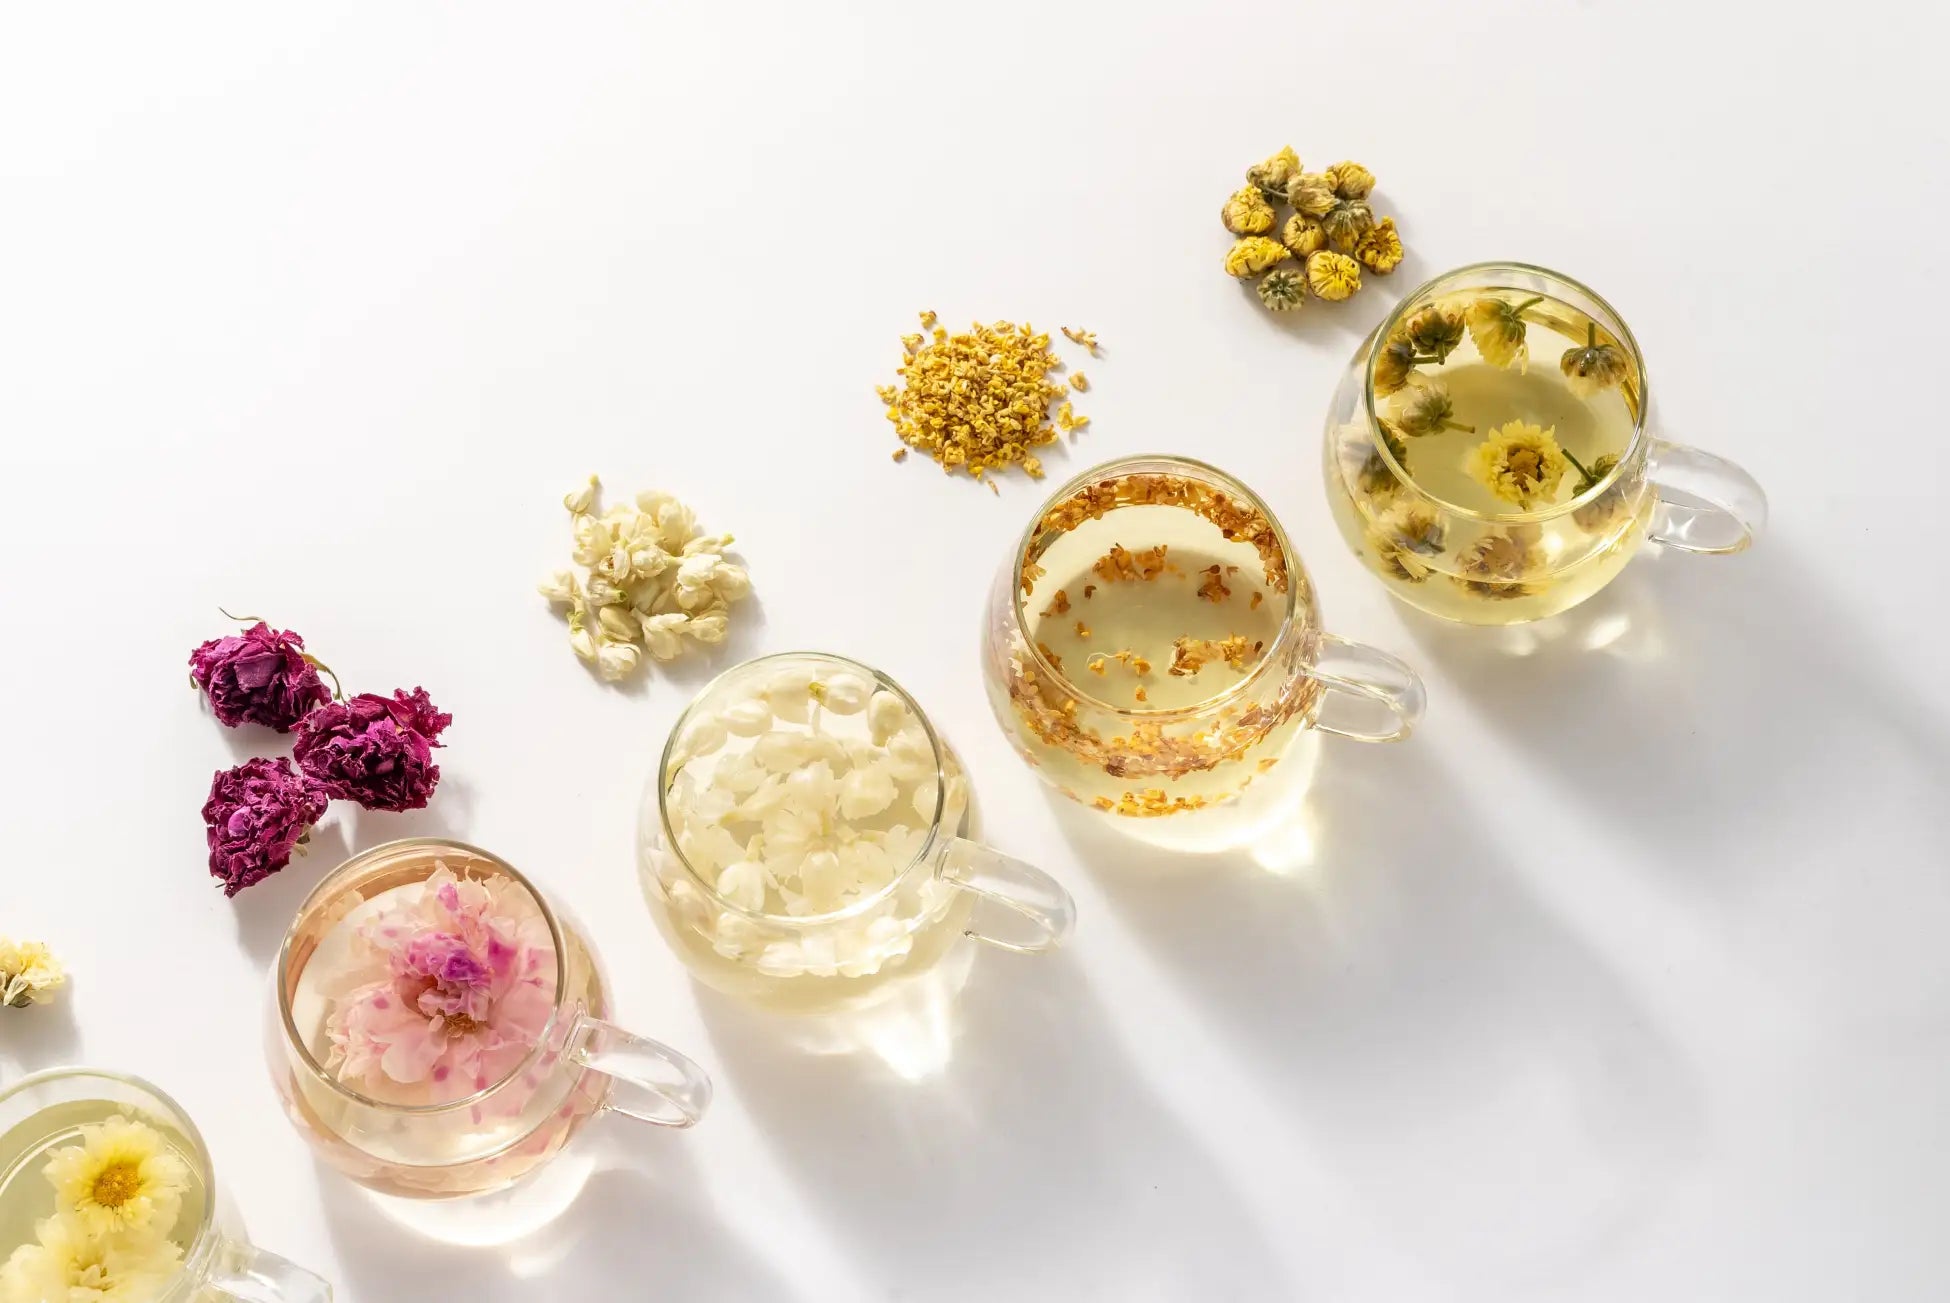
[1008,453,1306,719]
[0,1066,218,1263]
[1362,259,1652,524]
[655,649,951,925]
[273,837,575,1116]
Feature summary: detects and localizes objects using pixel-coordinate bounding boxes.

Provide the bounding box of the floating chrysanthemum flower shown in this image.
[1326,160,1376,200]
[0,1217,182,1303]
[1367,498,1446,584]
[1305,250,1361,301]
[1321,199,1375,253]
[1404,305,1466,362]
[0,938,63,1009]
[1281,212,1325,257]
[1223,236,1290,279]
[1464,296,1540,372]
[1465,421,1573,507]
[1453,530,1547,600]
[42,1115,192,1239]
[1372,334,1419,397]
[1221,186,1276,235]
[201,756,330,896]
[1257,268,1307,311]
[1572,453,1634,533]
[1356,421,1411,499]
[1354,217,1403,274]
[1286,173,1340,218]
[1560,321,1631,398]
[1246,146,1301,197]
[1393,382,1475,437]
[188,619,334,732]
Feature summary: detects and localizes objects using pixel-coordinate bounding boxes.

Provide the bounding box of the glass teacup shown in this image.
[638,651,1076,1015]
[1322,261,1767,625]
[0,1067,331,1302]
[265,839,711,1202]
[981,455,1425,838]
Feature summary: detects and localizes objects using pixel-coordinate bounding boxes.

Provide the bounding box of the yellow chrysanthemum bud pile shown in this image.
[1222,147,1406,313]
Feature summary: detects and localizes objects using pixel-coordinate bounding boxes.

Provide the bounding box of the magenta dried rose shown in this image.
[189,621,333,732]
[294,688,453,812]
[202,757,330,896]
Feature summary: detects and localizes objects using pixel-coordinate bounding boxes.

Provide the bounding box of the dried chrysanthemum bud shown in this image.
[1221,186,1277,235]
[1465,421,1573,507]
[1326,161,1376,200]
[1280,212,1326,257]
[1224,236,1291,279]
[1373,333,1419,397]
[1405,305,1466,362]
[1321,199,1376,253]
[1245,145,1302,197]
[1354,216,1403,274]
[1393,381,1475,437]
[1305,250,1362,301]
[1571,454,1630,533]
[1257,268,1307,311]
[1286,173,1340,218]
[1465,296,1538,371]
[1560,322,1630,398]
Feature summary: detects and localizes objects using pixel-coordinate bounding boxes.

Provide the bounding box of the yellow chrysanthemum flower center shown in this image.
[91,1161,143,1209]
[1464,421,1573,508]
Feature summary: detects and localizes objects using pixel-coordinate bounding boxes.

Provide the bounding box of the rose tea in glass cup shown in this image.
[982,455,1425,845]
[0,1067,331,1302]
[266,839,710,1209]
[1323,262,1767,625]
[638,651,1076,1016]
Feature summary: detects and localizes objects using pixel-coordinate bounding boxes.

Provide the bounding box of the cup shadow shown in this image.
[697,952,1294,1300]
[314,1123,790,1302]
[1053,740,1705,1286]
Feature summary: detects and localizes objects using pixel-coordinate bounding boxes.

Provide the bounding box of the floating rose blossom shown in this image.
[202,757,329,896]
[188,620,333,732]
[294,688,452,812]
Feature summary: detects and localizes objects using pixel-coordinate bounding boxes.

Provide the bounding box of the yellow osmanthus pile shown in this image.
[878,315,1097,486]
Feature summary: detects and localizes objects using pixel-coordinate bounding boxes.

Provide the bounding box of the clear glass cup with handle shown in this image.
[638,651,1077,1016]
[1322,261,1767,625]
[264,839,711,1202]
[0,1066,333,1302]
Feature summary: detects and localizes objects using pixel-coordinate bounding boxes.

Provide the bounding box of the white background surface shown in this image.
[2,4,1946,1300]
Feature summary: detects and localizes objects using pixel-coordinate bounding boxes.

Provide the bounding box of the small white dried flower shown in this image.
[597,606,639,641]
[815,673,872,715]
[583,574,627,606]
[682,532,736,556]
[685,610,729,644]
[721,698,772,737]
[595,637,642,681]
[839,764,898,820]
[867,690,908,745]
[716,861,767,911]
[568,624,598,663]
[641,612,689,661]
[564,475,599,515]
[764,667,819,723]
[709,562,752,602]
[572,515,612,566]
[538,569,579,604]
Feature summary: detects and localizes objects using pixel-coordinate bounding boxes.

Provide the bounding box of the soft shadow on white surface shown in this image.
[1054,741,1704,1289]
[315,1123,788,1303]
[697,953,1292,1299]
[0,995,82,1083]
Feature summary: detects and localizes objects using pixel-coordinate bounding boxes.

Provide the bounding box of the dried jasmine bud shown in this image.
[1246,145,1302,198]
[1257,268,1307,311]
[1221,185,1277,236]
[1559,322,1630,398]
[1326,161,1376,200]
[1393,381,1475,437]
[1321,199,1375,252]
[1404,305,1465,362]
[1465,295,1541,372]
[1465,420,1573,507]
[1354,217,1403,274]
[1304,250,1361,301]
[1281,212,1326,257]
[1224,236,1291,279]
[1286,173,1340,218]
[1372,333,1419,397]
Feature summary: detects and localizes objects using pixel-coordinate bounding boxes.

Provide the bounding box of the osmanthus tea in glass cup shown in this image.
[638,652,1077,1015]
[982,455,1425,840]
[265,840,711,1203]
[1323,261,1767,625]
[0,1067,331,1302]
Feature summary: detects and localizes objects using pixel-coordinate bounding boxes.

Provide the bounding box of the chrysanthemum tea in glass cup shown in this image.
[638,651,1077,1016]
[0,1067,331,1301]
[266,839,711,1207]
[982,455,1425,844]
[1323,261,1767,625]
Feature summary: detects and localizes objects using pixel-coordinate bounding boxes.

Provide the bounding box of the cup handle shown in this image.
[570,1014,713,1129]
[1645,438,1767,554]
[940,838,1076,954]
[206,1239,333,1302]
[1298,633,1426,743]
